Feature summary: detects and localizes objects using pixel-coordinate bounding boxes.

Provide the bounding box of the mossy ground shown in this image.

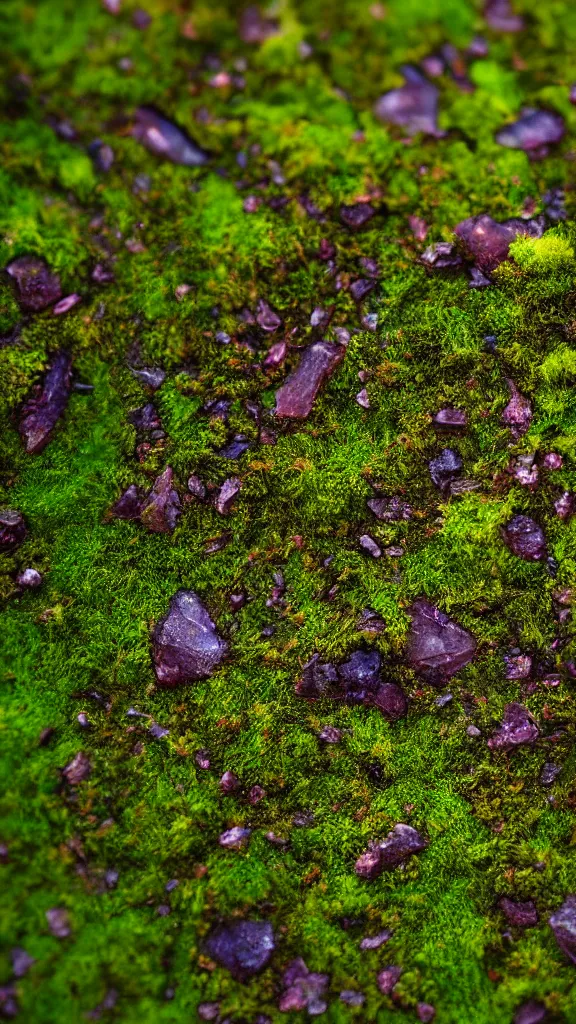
[2,0,576,1021]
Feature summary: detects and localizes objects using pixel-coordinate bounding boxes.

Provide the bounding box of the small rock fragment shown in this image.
[514,1002,547,1024]
[501,380,532,438]
[264,340,287,368]
[504,653,532,679]
[195,749,211,769]
[501,516,546,561]
[219,770,240,794]
[111,485,143,521]
[0,510,27,552]
[487,703,539,750]
[340,990,365,1006]
[198,1004,221,1022]
[374,67,442,137]
[6,256,62,312]
[372,683,408,722]
[133,106,209,166]
[16,567,42,588]
[215,477,241,515]
[319,725,342,743]
[406,600,476,683]
[496,109,565,156]
[11,948,35,978]
[152,590,227,686]
[549,896,576,963]
[420,243,464,270]
[256,299,282,332]
[499,897,538,928]
[429,448,463,493]
[484,0,524,31]
[367,496,412,522]
[140,467,181,534]
[455,214,545,275]
[356,388,370,408]
[432,408,467,430]
[340,203,375,230]
[350,278,376,302]
[131,366,166,390]
[555,492,575,520]
[239,5,278,44]
[62,751,91,785]
[417,1004,436,1023]
[359,930,392,951]
[540,763,561,786]
[376,965,402,995]
[278,958,329,1015]
[19,351,72,454]
[187,475,206,500]
[52,294,81,316]
[46,908,71,938]
[359,534,381,558]
[355,823,426,879]
[275,342,344,418]
[408,215,428,241]
[203,920,275,980]
[219,826,252,850]
[543,452,563,471]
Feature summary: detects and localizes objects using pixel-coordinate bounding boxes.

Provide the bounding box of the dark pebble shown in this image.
[133,106,209,166]
[374,66,442,137]
[152,590,227,686]
[355,823,426,879]
[19,351,72,454]
[0,510,27,552]
[275,342,344,419]
[501,516,546,561]
[406,599,476,683]
[6,255,62,312]
[487,703,539,750]
[549,896,576,963]
[203,920,275,980]
[499,897,539,928]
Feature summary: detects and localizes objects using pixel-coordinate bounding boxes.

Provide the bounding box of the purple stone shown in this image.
[16,567,42,588]
[89,140,114,173]
[549,896,576,963]
[219,826,252,849]
[340,203,376,229]
[6,255,62,311]
[496,109,565,155]
[52,293,81,315]
[215,477,241,515]
[499,897,539,928]
[203,920,275,980]
[256,299,282,331]
[278,958,329,1015]
[275,342,344,419]
[429,448,463,493]
[367,496,412,521]
[514,1002,547,1024]
[374,67,442,137]
[152,590,227,686]
[140,467,181,533]
[504,653,532,679]
[487,703,539,750]
[187,475,207,500]
[11,948,35,978]
[540,762,561,786]
[111,485,143,521]
[340,990,365,1006]
[455,214,545,274]
[239,5,279,44]
[359,533,381,558]
[376,965,402,995]
[405,599,477,683]
[433,408,467,430]
[129,402,160,432]
[92,263,115,285]
[339,650,381,702]
[195,749,211,769]
[229,592,246,612]
[501,516,546,561]
[219,435,250,459]
[555,492,575,520]
[417,1004,436,1023]
[62,751,91,785]
[198,1003,221,1022]
[219,770,240,793]
[296,656,338,698]
[371,682,408,722]
[131,366,166,389]
[19,351,72,454]
[349,278,376,302]
[319,725,342,743]
[420,243,464,270]
[359,930,392,950]
[46,907,71,938]
[264,340,287,368]
[501,380,532,438]
[133,106,209,166]
[543,451,563,470]
[0,510,27,552]
[484,0,524,30]
[355,823,426,879]
[132,7,152,29]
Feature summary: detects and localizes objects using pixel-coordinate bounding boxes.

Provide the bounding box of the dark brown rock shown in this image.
[275,342,344,418]
[152,590,227,686]
[549,896,576,963]
[499,897,539,928]
[0,510,27,552]
[487,703,539,750]
[374,67,442,137]
[455,214,545,275]
[355,823,426,878]
[501,516,546,561]
[19,351,72,454]
[140,467,181,533]
[203,920,275,980]
[496,109,565,155]
[6,256,62,312]
[406,599,476,683]
[133,106,209,166]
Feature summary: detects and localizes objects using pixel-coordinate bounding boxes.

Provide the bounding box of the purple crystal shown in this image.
[355,823,426,879]
[487,703,539,750]
[501,516,546,561]
[0,510,27,552]
[140,467,181,533]
[219,770,240,794]
[152,590,227,686]
[374,67,442,137]
[19,351,72,454]
[6,255,62,312]
[549,896,576,963]
[275,342,344,419]
[455,214,545,274]
[133,106,209,166]
[203,920,275,980]
[499,897,538,928]
[496,109,565,155]
[405,599,476,683]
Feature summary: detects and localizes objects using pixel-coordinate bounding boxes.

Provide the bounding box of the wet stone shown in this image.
[140,467,181,534]
[89,140,114,172]
[19,351,72,454]
[555,492,575,520]
[496,109,565,155]
[499,897,539,928]
[340,203,376,229]
[187,475,207,500]
[152,590,227,686]
[275,342,344,419]
[133,106,209,166]
[0,510,27,552]
[359,534,381,558]
[374,67,442,136]
[355,823,426,879]
[6,256,62,311]
[549,896,576,963]
[455,214,545,274]
[203,920,275,980]
[376,965,402,995]
[53,293,81,316]
[487,703,539,750]
[406,599,476,683]
[429,448,463,493]
[501,516,546,561]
